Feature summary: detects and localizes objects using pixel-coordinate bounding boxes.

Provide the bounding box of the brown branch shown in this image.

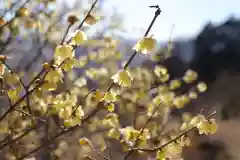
[12,108,46,123]
[60,24,72,45]
[0,125,38,150]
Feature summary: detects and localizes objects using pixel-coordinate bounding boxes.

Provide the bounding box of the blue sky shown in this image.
[102,0,240,41]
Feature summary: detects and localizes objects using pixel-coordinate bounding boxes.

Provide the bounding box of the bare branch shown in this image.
[132,111,216,152]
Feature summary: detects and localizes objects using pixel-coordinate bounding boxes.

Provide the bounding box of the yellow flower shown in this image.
[75,56,88,68]
[133,36,157,54]
[59,107,72,120]
[41,82,58,91]
[79,137,90,145]
[160,92,175,106]
[105,103,115,112]
[166,142,182,154]
[7,90,19,102]
[88,52,97,60]
[180,122,189,131]
[208,119,218,134]
[64,118,81,127]
[17,7,29,17]
[180,135,191,147]
[154,65,168,77]
[183,69,198,83]
[0,63,5,75]
[197,82,207,93]
[160,74,170,83]
[156,149,166,160]
[43,62,51,70]
[188,91,198,99]
[182,113,192,122]
[85,14,99,25]
[74,77,87,87]
[107,128,121,139]
[169,79,181,90]
[45,68,63,84]
[92,90,104,101]
[197,118,217,135]
[0,17,5,25]
[173,95,190,108]
[24,19,36,29]
[101,92,117,103]
[111,70,133,87]
[189,115,204,126]
[61,58,76,72]
[54,44,74,60]
[71,30,87,45]
[103,37,119,48]
[75,105,85,118]
[158,85,169,93]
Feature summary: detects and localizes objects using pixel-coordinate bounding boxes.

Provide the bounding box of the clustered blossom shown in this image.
[183,69,198,83]
[133,36,157,54]
[71,30,87,45]
[111,69,133,88]
[54,44,74,60]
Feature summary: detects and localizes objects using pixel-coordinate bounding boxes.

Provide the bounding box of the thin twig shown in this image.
[12,108,46,123]
[122,6,161,70]
[0,75,45,123]
[71,88,97,117]
[2,81,46,123]
[60,24,72,45]
[41,117,52,159]
[103,137,113,160]
[3,61,32,113]
[89,142,110,160]
[132,111,216,152]
[157,109,171,137]
[10,145,18,159]
[123,102,161,160]
[0,125,38,150]
[133,105,139,129]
